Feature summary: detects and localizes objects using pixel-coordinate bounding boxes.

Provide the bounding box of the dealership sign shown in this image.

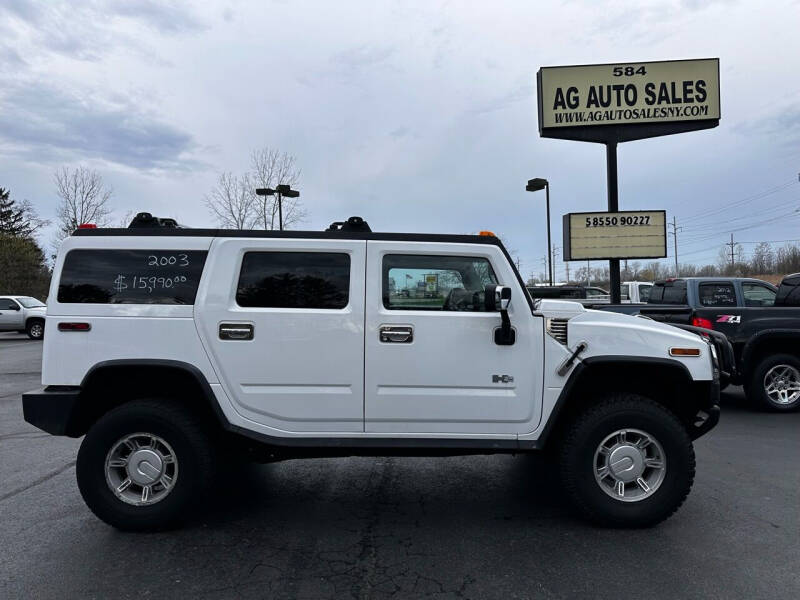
[562,210,667,261]
[537,59,720,142]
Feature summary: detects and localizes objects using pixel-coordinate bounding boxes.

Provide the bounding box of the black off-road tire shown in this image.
[559,394,695,528]
[26,318,44,340]
[745,354,800,412]
[76,399,216,531]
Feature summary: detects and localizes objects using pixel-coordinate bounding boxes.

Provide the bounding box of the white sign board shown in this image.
[563,211,667,261]
[539,59,720,129]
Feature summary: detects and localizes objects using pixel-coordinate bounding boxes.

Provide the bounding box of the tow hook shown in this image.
[557,342,588,376]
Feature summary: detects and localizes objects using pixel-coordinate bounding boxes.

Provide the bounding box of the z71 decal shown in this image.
[716,315,741,324]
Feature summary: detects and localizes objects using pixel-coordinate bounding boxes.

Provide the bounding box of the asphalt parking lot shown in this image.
[1,332,798,599]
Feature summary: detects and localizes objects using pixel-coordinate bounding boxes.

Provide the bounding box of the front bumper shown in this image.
[687,377,720,440]
[22,386,83,437]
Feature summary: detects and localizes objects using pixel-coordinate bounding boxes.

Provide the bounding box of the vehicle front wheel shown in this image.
[26,319,44,340]
[559,394,695,527]
[746,354,800,412]
[76,399,216,531]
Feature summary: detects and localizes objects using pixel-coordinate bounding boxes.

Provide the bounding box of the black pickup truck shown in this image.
[599,276,800,412]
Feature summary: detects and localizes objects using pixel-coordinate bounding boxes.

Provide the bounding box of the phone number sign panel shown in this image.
[563,210,667,261]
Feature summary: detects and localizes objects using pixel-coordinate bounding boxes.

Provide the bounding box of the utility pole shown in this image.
[669,216,682,276]
[565,261,570,284]
[586,260,590,286]
[552,246,560,284]
[726,233,736,267]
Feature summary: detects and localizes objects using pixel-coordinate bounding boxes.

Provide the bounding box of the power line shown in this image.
[679,180,796,225]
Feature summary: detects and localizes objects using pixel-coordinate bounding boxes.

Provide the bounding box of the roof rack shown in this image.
[326,216,371,232]
[128,212,184,229]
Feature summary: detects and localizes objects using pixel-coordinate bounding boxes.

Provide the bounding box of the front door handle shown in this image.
[219,323,254,340]
[379,325,413,343]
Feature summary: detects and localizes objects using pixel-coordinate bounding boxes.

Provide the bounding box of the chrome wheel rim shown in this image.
[764,365,800,406]
[594,429,666,503]
[105,433,178,506]
[30,323,43,338]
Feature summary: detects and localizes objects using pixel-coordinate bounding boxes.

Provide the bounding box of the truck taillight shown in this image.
[692,317,713,330]
[58,322,91,332]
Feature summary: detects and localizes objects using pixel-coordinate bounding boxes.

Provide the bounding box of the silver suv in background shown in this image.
[0,296,46,339]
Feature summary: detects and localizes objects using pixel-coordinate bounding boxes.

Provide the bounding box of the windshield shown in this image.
[17,297,45,308]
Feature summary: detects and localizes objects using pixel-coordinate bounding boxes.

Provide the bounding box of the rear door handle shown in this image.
[219,323,254,340]
[379,325,413,343]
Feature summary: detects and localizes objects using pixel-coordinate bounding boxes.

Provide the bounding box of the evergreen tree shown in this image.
[0,188,47,237]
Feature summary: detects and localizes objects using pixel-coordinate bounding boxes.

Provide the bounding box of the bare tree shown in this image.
[249,147,306,229]
[53,166,113,240]
[204,172,256,229]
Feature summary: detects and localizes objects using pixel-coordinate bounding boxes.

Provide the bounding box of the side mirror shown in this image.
[484,285,515,345]
[484,285,511,312]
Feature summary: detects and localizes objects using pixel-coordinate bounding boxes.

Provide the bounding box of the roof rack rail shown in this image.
[326,216,371,232]
[128,212,184,229]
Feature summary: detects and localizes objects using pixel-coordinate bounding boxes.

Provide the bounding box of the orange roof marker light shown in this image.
[479,230,496,237]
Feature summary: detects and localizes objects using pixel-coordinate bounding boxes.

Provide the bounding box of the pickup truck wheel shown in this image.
[76,399,215,531]
[26,319,44,340]
[560,395,695,527]
[747,354,800,412]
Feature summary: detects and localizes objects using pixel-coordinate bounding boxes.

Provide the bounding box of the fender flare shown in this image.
[80,359,230,429]
[741,329,800,372]
[528,356,695,449]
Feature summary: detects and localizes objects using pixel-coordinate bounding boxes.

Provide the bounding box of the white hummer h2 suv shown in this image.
[23,215,721,530]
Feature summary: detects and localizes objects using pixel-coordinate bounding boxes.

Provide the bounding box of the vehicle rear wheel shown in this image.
[76,399,216,531]
[559,394,695,527]
[746,354,800,412]
[26,319,44,340]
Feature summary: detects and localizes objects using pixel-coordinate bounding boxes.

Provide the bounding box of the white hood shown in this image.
[536,304,713,381]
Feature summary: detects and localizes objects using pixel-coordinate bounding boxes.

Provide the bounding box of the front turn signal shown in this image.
[669,347,701,357]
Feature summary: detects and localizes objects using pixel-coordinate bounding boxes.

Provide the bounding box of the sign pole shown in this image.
[606,142,621,303]
[546,182,553,285]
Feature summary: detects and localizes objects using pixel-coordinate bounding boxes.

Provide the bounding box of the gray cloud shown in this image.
[0,81,200,170]
[738,104,800,147]
[0,1,205,62]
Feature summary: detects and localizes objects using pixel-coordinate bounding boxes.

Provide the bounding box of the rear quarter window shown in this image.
[58,250,208,304]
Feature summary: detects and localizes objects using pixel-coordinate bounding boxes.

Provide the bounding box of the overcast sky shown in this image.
[2,0,799,279]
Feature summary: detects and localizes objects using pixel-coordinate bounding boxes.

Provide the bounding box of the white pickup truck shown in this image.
[0,295,46,339]
[23,215,720,531]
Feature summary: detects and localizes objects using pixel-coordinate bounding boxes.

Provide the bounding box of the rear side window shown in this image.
[236,252,350,309]
[58,250,208,304]
[661,283,687,304]
[638,284,652,302]
[698,283,736,307]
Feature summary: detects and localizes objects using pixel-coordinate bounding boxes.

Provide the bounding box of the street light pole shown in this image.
[256,184,300,231]
[545,181,552,286]
[526,178,553,286]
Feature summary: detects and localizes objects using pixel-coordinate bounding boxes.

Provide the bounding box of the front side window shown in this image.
[58,250,208,304]
[586,287,609,298]
[0,298,20,310]
[237,252,350,309]
[698,283,736,307]
[620,284,630,301]
[742,283,776,307]
[383,255,498,311]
